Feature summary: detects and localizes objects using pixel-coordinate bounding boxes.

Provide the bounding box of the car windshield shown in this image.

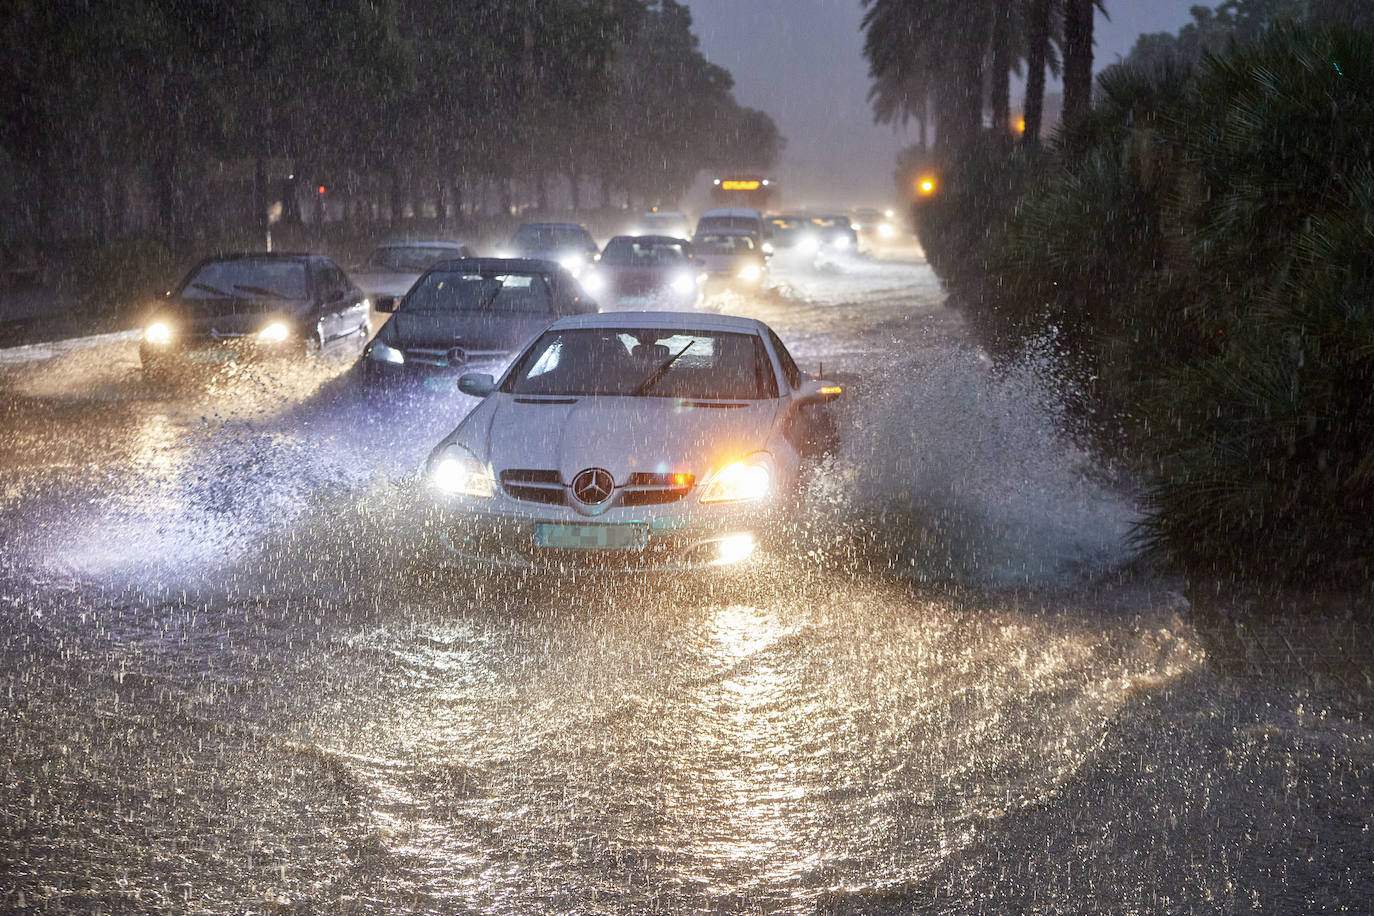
[698,217,758,233]
[694,233,757,253]
[400,270,551,314]
[180,259,308,301]
[503,328,777,399]
[600,239,688,267]
[511,226,585,251]
[361,246,461,273]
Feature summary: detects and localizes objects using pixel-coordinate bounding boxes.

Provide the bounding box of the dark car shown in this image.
[139,253,369,370]
[361,258,597,381]
[501,223,599,276]
[579,236,703,310]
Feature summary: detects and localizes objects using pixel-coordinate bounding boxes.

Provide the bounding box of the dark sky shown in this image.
[684,0,1200,207]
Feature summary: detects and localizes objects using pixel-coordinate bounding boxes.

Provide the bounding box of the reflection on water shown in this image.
[290,580,1201,913]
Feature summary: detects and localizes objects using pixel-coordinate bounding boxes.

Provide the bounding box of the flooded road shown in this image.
[2,248,1370,913]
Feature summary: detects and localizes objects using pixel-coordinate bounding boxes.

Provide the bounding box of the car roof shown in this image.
[549,311,768,334]
[606,235,689,245]
[699,208,763,219]
[427,257,570,276]
[373,240,468,249]
[201,251,317,261]
[641,210,686,217]
[515,222,587,231]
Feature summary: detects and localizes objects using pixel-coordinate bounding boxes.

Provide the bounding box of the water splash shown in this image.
[813,338,1138,586]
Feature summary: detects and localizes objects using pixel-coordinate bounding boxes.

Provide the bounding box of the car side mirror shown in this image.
[458,372,496,398]
[794,377,842,404]
[374,296,397,313]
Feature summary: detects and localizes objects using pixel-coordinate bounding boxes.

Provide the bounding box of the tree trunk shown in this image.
[600,176,612,210]
[535,171,548,213]
[451,176,465,224]
[253,154,269,245]
[1022,0,1051,148]
[936,5,989,155]
[390,166,404,226]
[568,167,581,212]
[919,93,929,151]
[1062,0,1095,122]
[435,179,448,223]
[283,159,303,225]
[990,0,1013,146]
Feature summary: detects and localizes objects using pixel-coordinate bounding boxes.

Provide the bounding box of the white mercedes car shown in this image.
[422,311,841,570]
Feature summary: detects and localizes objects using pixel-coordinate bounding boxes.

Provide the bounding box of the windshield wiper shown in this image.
[232,284,289,300]
[190,282,233,297]
[631,341,694,396]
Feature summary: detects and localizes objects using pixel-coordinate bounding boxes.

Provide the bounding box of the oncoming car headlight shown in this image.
[429,445,494,498]
[581,270,606,295]
[737,264,763,283]
[144,321,173,345]
[257,322,290,343]
[701,455,771,504]
[671,271,697,295]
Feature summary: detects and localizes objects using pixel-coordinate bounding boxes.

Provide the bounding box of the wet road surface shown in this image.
[2,248,1370,913]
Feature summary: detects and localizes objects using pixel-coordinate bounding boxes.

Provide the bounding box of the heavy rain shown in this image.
[3,1,1373,913]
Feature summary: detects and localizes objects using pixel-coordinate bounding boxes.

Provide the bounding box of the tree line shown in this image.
[860,0,1103,152]
[0,0,781,257]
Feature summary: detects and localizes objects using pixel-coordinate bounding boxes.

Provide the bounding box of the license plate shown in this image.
[534,523,648,550]
[186,348,237,364]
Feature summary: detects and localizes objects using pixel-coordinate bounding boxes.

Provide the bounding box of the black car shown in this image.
[139,253,369,370]
[579,236,703,310]
[361,258,597,380]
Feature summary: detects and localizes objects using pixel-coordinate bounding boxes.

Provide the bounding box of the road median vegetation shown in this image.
[913,25,1374,585]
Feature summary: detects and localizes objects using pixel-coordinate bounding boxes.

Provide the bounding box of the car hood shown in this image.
[378,309,553,352]
[460,394,779,482]
[162,297,309,334]
[696,252,758,271]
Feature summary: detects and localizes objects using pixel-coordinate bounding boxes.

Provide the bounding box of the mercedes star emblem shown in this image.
[572,467,614,505]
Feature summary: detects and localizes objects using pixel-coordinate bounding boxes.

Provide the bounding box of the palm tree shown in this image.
[1061,0,1096,120]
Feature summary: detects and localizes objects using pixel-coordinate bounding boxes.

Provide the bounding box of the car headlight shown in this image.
[257,322,290,343]
[878,222,896,238]
[369,340,405,365]
[798,234,820,254]
[429,445,493,498]
[582,271,606,295]
[559,254,584,277]
[832,235,852,250]
[144,321,173,345]
[671,271,697,295]
[700,455,771,503]
[761,241,775,255]
[737,264,763,283]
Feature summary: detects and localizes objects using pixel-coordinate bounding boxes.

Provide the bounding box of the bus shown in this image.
[710,176,778,211]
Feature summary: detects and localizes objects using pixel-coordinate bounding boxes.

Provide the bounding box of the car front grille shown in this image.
[500,469,565,505]
[498,469,696,508]
[620,472,695,506]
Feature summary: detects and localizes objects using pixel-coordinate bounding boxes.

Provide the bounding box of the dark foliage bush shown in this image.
[914,25,1374,584]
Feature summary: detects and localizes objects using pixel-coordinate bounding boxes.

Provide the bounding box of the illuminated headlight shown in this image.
[144,321,173,345]
[832,235,852,250]
[878,223,896,238]
[737,263,763,283]
[713,533,757,565]
[257,322,290,343]
[369,340,405,364]
[559,254,584,277]
[798,234,821,254]
[495,248,514,259]
[581,271,606,295]
[761,241,775,255]
[701,455,771,503]
[429,446,493,498]
[671,271,697,295]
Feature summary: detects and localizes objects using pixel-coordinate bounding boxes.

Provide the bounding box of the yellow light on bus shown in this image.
[721,180,761,191]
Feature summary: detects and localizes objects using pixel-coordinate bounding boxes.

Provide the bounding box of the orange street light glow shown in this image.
[917,176,937,196]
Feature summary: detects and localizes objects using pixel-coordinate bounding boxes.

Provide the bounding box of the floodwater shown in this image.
[1,246,1369,913]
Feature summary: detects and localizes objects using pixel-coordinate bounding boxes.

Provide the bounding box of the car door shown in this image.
[318,260,363,341]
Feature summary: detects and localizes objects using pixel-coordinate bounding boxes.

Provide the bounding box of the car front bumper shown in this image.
[426,500,772,572]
